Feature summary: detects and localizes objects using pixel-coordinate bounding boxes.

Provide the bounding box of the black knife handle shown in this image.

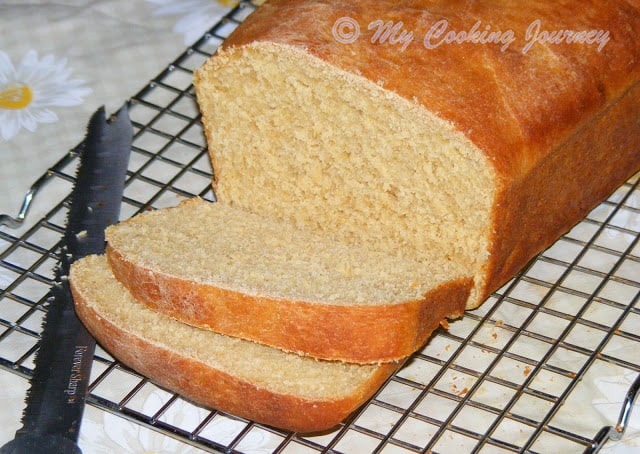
[0,434,82,454]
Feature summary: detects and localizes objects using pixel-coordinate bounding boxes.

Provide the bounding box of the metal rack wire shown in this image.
[1,2,639,452]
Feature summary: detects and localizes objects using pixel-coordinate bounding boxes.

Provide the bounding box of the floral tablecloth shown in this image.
[0,0,240,219]
[0,1,238,452]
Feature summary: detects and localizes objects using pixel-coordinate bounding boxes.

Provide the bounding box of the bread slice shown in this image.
[194,0,640,310]
[69,255,400,433]
[105,198,471,363]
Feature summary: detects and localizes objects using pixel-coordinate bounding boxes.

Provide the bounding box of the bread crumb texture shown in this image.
[195,43,495,305]
[106,199,467,305]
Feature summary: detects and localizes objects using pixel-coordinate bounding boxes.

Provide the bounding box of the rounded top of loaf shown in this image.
[218,0,640,178]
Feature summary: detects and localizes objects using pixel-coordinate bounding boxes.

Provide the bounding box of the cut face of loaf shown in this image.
[105,198,471,363]
[194,0,640,310]
[69,255,400,433]
[197,41,494,308]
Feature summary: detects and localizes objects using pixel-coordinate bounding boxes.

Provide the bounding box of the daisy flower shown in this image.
[0,50,92,141]
[147,0,263,45]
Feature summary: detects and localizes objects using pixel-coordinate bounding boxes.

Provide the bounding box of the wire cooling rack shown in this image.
[1,2,640,453]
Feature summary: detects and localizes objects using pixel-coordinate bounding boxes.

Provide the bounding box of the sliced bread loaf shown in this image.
[69,255,400,433]
[194,0,640,310]
[105,198,471,363]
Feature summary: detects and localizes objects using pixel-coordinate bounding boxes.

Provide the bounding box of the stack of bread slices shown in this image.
[69,0,640,434]
[69,199,468,432]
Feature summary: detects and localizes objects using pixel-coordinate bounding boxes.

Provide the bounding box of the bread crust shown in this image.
[71,276,400,433]
[483,80,640,300]
[199,0,640,308]
[221,0,640,175]
[107,244,471,363]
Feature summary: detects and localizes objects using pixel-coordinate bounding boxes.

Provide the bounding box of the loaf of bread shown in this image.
[194,0,640,310]
[105,198,470,363]
[68,0,640,434]
[69,255,400,433]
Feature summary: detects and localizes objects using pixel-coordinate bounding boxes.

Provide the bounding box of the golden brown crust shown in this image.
[71,278,400,433]
[211,0,640,308]
[480,81,640,305]
[107,244,471,363]
[223,0,640,175]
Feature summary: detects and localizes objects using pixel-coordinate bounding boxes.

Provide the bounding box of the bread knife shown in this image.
[0,105,132,453]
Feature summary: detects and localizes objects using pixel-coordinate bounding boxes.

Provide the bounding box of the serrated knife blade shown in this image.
[1,104,132,454]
